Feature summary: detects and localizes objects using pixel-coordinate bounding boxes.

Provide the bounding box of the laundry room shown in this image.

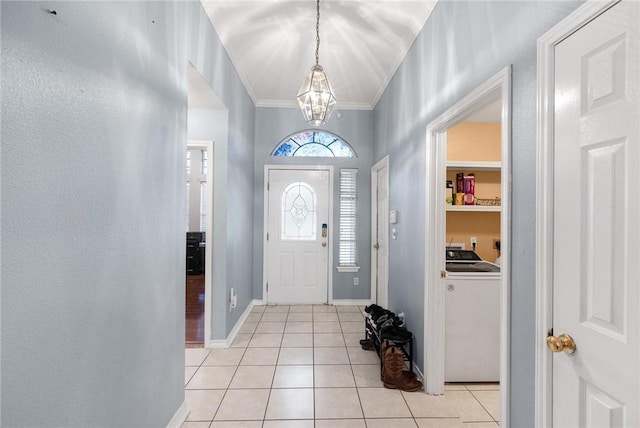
[444,111,502,384]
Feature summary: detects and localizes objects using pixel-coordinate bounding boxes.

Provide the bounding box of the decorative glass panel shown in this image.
[281,182,317,241]
[272,130,356,158]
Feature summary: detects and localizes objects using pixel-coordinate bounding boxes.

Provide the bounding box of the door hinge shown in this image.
[266,283,269,292]
[267,232,269,241]
[267,181,270,191]
[440,270,447,278]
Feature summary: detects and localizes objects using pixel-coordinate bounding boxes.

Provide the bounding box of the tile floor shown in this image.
[183,305,500,427]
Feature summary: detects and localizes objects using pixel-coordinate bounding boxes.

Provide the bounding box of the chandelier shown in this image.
[297,0,336,126]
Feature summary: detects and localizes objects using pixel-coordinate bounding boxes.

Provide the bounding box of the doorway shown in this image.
[423,67,511,425]
[536,0,639,425]
[263,166,334,304]
[371,156,390,307]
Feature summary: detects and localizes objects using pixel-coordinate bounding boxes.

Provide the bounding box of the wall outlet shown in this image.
[470,236,477,247]
[353,277,359,286]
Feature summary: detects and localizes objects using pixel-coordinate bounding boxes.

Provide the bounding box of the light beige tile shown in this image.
[240,347,280,366]
[229,365,275,389]
[248,333,282,348]
[445,383,468,391]
[415,418,464,428]
[312,305,337,313]
[444,391,493,422]
[313,322,342,333]
[184,389,225,421]
[260,312,287,322]
[461,423,498,427]
[402,392,459,418]
[343,333,365,347]
[314,364,355,387]
[214,389,270,421]
[338,312,364,322]
[366,418,418,428]
[202,348,245,366]
[238,322,258,334]
[314,346,349,364]
[256,321,286,334]
[230,334,252,348]
[277,347,314,365]
[210,422,262,428]
[336,305,362,313]
[284,321,313,333]
[347,346,381,365]
[185,366,236,389]
[185,366,198,386]
[314,388,363,419]
[358,388,412,418]
[314,333,345,347]
[182,422,211,428]
[263,420,314,428]
[315,419,366,428]
[464,383,500,391]
[264,305,289,312]
[314,312,339,322]
[287,312,313,321]
[272,365,314,388]
[341,321,364,333]
[351,364,383,387]
[282,333,313,348]
[261,312,288,322]
[470,390,500,421]
[185,348,210,366]
[289,305,313,313]
[250,306,266,314]
[265,388,314,420]
[246,313,262,322]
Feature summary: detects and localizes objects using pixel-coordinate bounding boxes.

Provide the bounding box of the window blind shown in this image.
[339,169,358,267]
[199,182,206,232]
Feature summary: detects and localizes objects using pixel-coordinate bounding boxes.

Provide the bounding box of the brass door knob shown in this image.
[546,333,576,354]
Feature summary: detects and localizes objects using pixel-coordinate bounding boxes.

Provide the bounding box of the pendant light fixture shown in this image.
[297,0,336,126]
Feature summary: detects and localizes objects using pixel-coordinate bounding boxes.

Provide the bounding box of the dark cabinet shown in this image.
[186,232,205,275]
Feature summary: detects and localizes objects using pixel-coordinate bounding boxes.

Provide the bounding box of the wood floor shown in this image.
[185,274,204,348]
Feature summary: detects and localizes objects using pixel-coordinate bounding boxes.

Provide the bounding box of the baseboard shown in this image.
[207,299,260,348]
[413,363,425,384]
[166,400,189,428]
[332,299,372,306]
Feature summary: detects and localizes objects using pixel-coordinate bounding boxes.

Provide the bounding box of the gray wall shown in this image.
[373,1,581,425]
[1,1,255,426]
[253,107,374,301]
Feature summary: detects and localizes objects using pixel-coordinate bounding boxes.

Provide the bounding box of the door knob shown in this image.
[373,243,380,249]
[546,333,576,354]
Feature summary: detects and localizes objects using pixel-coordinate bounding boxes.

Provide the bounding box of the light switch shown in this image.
[392,228,397,240]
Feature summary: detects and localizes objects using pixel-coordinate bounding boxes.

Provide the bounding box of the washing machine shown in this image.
[445,249,500,382]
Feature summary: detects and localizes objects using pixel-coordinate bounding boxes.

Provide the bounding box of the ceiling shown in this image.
[200,0,438,110]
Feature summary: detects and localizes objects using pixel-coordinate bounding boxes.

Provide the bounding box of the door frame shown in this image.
[187,140,214,347]
[423,67,511,425]
[371,155,390,306]
[535,1,619,425]
[262,164,335,304]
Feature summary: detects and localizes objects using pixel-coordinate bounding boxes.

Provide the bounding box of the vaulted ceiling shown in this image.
[200,0,438,110]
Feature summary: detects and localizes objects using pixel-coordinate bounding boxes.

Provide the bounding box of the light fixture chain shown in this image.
[315,0,320,65]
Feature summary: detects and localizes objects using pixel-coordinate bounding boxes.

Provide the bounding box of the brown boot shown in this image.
[382,347,423,392]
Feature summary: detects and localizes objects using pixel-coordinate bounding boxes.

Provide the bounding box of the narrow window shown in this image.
[339,169,359,271]
[199,182,206,232]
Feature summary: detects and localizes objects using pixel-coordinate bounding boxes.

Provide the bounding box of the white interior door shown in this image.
[372,158,389,307]
[266,168,330,304]
[552,1,639,425]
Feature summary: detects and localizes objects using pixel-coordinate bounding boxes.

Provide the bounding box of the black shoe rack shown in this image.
[364,312,413,372]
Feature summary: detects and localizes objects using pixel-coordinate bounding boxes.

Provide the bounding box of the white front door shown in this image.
[372,158,389,307]
[552,1,639,425]
[266,168,330,304]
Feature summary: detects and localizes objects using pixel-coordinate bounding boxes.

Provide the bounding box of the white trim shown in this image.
[207,299,260,348]
[535,1,619,426]
[188,140,214,349]
[263,165,335,305]
[336,266,360,273]
[413,363,425,383]
[371,156,390,306]
[332,299,372,306]
[166,401,189,428]
[423,67,511,427]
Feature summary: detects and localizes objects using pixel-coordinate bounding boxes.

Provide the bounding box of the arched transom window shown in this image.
[272,130,356,158]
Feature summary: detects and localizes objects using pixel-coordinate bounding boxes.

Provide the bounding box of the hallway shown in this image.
[183,305,499,427]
